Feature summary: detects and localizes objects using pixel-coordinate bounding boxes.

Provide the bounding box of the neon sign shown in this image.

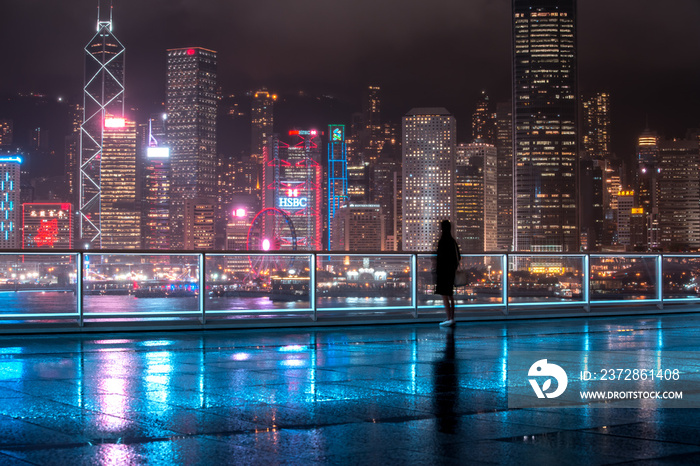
[35,219,59,247]
[330,125,344,142]
[279,197,308,209]
[147,147,170,158]
[289,130,317,136]
[104,117,126,128]
[0,156,22,164]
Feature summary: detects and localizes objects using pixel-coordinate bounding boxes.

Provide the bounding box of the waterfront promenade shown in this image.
[1,314,700,464]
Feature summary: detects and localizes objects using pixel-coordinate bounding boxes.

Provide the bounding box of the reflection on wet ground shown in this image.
[0,314,699,464]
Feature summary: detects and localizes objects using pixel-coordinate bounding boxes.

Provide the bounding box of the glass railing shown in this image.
[0,251,696,330]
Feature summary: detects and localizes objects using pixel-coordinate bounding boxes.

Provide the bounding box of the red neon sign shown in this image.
[35,219,59,247]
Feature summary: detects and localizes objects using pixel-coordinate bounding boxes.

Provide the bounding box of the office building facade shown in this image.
[455,142,498,253]
[166,47,217,249]
[402,108,455,252]
[100,118,140,249]
[80,7,125,246]
[513,0,579,252]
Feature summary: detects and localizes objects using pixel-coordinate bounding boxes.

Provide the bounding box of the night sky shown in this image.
[2,0,700,161]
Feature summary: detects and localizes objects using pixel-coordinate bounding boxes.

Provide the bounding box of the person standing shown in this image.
[435,219,460,326]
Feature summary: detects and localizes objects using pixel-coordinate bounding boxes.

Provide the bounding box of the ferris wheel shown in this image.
[246,207,298,277]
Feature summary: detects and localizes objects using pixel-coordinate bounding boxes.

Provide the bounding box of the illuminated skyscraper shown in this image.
[142,116,170,250]
[184,198,216,250]
[79,2,125,247]
[0,120,13,147]
[582,92,613,247]
[362,85,383,163]
[579,158,604,250]
[166,47,217,249]
[251,90,275,164]
[100,117,140,249]
[263,131,323,251]
[513,0,579,252]
[402,108,455,251]
[616,190,635,247]
[472,91,496,144]
[495,101,513,250]
[0,156,21,249]
[455,142,497,253]
[582,92,611,161]
[64,104,82,217]
[327,124,348,250]
[637,129,660,249]
[658,136,700,250]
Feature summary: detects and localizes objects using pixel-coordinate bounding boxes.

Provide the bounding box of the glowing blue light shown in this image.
[280,359,306,367]
[279,345,305,353]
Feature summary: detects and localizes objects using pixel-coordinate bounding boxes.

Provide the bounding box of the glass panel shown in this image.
[205,253,312,315]
[456,255,504,306]
[590,255,658,303]
[82,254,200,315]
[0,253,78,317]
[417,254,437,307]
[663,255,700,301]
[417,254,505,308]
[316,254,413,313]
[507,255,585,305]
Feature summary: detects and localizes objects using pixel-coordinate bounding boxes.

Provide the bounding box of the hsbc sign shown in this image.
[279,197,308,209]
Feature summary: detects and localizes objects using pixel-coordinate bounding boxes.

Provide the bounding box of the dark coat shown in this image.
[435,235,460,296]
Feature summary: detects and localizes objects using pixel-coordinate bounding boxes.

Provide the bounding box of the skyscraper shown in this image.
[472,91,496,144]
[495,101,513,251]
[142,115,170,250]
[582,92,611,161]
[362,85,383,163]
[402,108,455,251]
[166,47,217,249]
[264,131,323,251]
[512,0,579,252]
[0,120,13,147]
[100,117,140,249]
[637,129,660,250]
[327,124,348,250]
[658,136,700,250]
[79,2,125,247]
[251,90,275,164]
[0,156,21,249]
[455,142,498,253]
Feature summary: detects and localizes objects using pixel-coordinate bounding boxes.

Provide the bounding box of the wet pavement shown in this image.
[0,314,700,464]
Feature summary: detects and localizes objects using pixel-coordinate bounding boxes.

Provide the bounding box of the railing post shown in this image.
[311,253,317,322]
[502,253,508,315]
[200,253,206,325]
[78,252,84,327]
[584,254,591,312]
[657,254,663,310]
[412,254,418,318]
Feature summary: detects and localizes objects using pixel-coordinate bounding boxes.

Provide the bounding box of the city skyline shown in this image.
[1,1,699,158]
[2,1,700,254]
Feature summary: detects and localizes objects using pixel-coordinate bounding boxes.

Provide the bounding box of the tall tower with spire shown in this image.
[79,0,125,247]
